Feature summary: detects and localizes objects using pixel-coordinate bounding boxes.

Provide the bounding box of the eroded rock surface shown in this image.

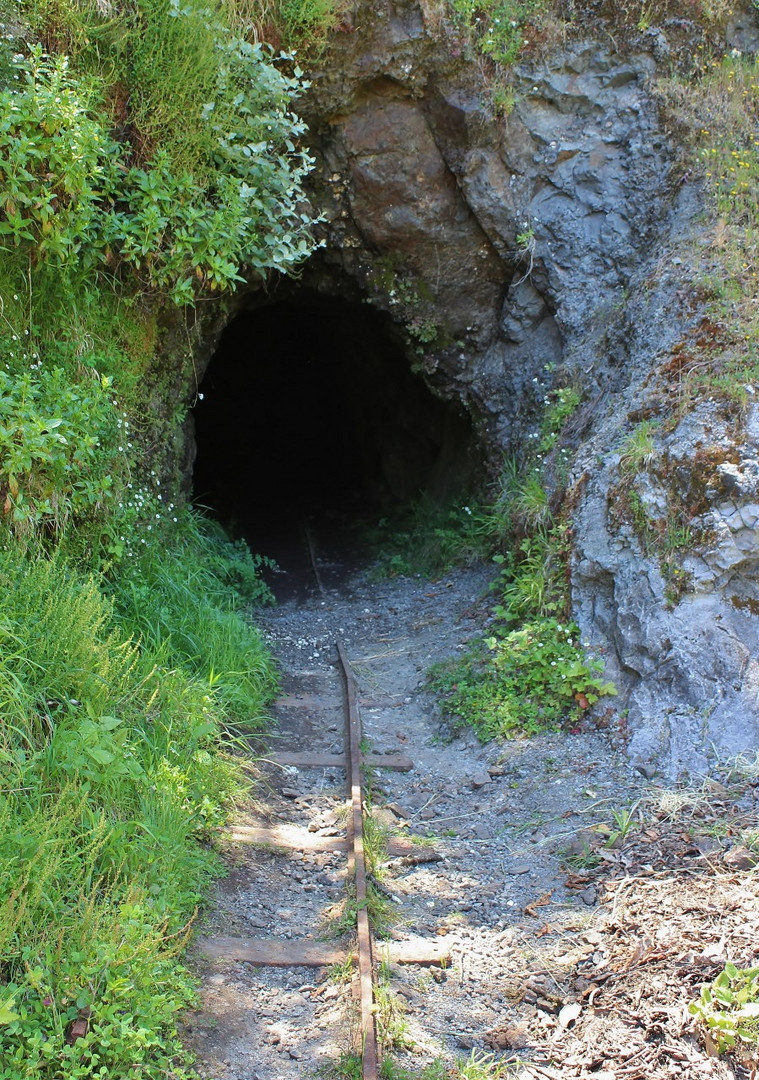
[283,0,759,774]
[302,8,675,449]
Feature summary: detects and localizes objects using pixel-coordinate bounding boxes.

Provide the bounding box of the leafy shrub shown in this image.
[430,617,615,739]
[0,894,200,1079]
[0,363,118,538]
[690,962,759,1059]
[0,42,315,302]
[0,52,118,266]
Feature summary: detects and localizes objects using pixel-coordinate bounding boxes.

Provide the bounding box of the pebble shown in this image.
[635,761,657,779]
[488,1022,530,1049]
[723,844,758,870]
[471,771,493,789]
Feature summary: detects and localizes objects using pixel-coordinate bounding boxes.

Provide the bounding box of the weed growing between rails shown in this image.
[326,1049,509,1079]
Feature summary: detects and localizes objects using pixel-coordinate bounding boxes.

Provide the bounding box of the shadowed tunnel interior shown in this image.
[192,291,476,571]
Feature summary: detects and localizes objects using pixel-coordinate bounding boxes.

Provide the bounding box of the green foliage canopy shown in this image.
[0,40,316,303]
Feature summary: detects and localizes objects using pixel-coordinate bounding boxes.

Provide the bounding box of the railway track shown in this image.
[191,551,708,1080]
[197,636,449,1077]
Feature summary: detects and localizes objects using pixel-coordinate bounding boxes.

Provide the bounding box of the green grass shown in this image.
[108,508,277,729]
[221,0,344,54]
[618,421,659,479]
[0,522,277,1078]
[375,960,412,1052]
[447,0,551,66]
[324,1052,510,1079]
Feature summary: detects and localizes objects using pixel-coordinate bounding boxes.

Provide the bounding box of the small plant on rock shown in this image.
[618,421,660,479]
[448,0,551,66]
[539,385,581,454]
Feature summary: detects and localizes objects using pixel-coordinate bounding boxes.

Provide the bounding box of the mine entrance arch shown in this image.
[192,289,477,584]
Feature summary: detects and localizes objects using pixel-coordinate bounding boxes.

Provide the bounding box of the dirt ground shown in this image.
[182,559,759,1080]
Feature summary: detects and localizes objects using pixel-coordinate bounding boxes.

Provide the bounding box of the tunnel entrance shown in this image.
[192,290,477,590]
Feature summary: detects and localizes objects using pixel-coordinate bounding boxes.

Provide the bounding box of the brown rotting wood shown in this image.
[270,750,413,771]
[223,823,441,861]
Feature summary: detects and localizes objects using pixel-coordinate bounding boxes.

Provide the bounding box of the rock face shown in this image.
[569,253,759,776]
[194,0,759,776]
[301,6,674,451]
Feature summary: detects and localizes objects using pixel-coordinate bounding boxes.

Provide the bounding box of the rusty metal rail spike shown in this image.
[336,639,379,1080]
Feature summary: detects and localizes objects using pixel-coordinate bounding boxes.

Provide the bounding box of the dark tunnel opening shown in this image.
[192,292,477,589]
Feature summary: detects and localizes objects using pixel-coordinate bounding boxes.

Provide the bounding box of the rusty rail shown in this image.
[198,641,447,1069]
[304,523,328,599]
[337,639,379,1080]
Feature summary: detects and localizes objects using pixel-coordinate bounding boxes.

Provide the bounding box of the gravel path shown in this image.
[183,561,759,1080]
